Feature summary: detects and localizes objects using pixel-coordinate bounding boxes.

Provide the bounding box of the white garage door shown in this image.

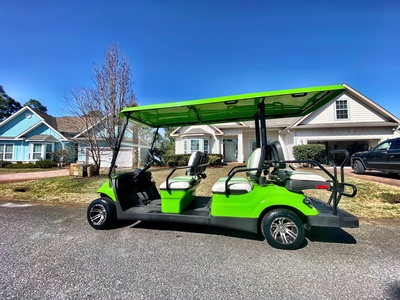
[86,148,132,168]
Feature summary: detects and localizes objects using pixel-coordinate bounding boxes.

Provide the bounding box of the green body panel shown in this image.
[160,189,195,213]
[211,184,318,218]
[97,181,116,201]
[120,85,345,128]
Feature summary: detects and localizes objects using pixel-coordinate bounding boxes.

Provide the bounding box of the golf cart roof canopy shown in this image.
[120,84,345,128]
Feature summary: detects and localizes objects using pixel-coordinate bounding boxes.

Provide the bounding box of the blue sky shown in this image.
[1,0,399,118]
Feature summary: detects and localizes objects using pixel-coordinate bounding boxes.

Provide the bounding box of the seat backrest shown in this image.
[186,151,203,176]
[246,148,266,181]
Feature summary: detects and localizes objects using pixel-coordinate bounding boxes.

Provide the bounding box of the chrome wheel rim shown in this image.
[89,204,107,226]
[270,217,298,245]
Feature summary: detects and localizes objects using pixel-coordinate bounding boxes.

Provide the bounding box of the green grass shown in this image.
[1,166,399,219]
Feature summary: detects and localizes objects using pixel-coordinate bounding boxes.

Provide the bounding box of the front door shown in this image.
[224,139,237,162]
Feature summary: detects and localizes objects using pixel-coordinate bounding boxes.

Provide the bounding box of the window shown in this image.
[45,144,53,160]
[0,144,13,160]
[335,99,349,120]
[183,138,209,154]
[32,143,42,160]
[191,140,200,151]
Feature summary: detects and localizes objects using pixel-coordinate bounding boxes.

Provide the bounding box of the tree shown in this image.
[64,44,137,172]
[158,127,175,156]
[24,99,48,114]
[0,85,22,121]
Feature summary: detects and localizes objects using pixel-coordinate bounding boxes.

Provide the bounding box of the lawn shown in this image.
[0,165,399,219]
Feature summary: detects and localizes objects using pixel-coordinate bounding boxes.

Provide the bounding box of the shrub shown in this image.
[5,159,56,169]
[5,162,36,169]
[293,144,325,163]
[163,153,223,167]
[35,159,57,168]
[208,154,223,165]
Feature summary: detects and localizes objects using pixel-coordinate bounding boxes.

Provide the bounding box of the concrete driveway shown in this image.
[343,168,400,187]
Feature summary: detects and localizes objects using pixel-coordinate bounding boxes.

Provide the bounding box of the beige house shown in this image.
[171,84,400,162]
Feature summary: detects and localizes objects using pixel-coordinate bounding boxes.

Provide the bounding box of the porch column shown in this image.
[237,131,244,163]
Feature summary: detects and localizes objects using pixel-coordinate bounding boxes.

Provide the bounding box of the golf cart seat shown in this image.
[272,169,330,192]
[268,141,330,191]
[160,151,209,213]
[212,148,265,195]
[160,151,208,190]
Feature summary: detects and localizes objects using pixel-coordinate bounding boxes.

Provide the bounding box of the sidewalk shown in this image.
[0,169,69,184]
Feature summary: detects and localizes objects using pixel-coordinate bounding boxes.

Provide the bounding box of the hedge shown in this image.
[4,159,57,169]
[292,144,326,163]
[163,154,223,167]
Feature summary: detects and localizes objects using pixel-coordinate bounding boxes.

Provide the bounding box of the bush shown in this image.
[293,144,325,163]
[4,159,56,169]
[5,162,36,169]
[163,153,223,167]
[208,154,223,165]
[35,159,56,168]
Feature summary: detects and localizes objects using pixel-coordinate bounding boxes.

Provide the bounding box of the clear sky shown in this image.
[1,0,399,118]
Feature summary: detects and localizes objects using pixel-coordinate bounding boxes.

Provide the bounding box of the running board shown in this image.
[308,198,359,228]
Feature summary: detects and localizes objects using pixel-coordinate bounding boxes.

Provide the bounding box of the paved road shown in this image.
[1,202,399,299]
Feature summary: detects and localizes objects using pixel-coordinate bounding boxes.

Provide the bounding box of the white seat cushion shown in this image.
[160,176,193,190]
[212,177,253,194]
[285,171,325,182]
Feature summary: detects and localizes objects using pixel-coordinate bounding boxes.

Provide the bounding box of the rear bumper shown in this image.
[308,198,359,228]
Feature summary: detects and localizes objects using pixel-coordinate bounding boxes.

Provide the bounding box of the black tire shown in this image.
[87,198,116,230]
[353,160,365,174]
[261,209,305,250]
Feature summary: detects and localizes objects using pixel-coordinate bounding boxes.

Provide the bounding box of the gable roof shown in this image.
[343,83,400,122]
[0,106,71,141]
[171,124,224,137]
[288,83,400,130]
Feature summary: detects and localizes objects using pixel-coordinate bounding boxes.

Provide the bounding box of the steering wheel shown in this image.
[148,148,165,166]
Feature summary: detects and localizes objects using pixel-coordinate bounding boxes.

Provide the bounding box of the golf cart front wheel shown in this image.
[87,198,116,230]
[261,209,305,250]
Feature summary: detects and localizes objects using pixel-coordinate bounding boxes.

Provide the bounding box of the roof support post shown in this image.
[108,114,130,179]
[254,113,260,149]
[258,100,268,150]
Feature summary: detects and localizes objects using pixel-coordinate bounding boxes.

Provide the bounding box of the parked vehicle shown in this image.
[86,85,358,250]
[351,137,400,175]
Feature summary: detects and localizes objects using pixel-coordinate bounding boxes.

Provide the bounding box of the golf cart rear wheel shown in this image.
[261,209,305,250]
[87,198,116,230]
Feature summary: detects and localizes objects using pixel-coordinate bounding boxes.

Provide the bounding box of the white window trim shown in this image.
[29,142,54,161]
[0,143,14,161]
[334,99,350,121]
[183,138,210,154]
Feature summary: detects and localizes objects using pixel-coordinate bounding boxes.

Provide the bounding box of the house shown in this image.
[171,84,400,162]
[0,106,149,167]
[0,106,73,163]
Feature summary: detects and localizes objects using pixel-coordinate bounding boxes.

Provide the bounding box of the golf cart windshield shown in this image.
[120,85,345,128]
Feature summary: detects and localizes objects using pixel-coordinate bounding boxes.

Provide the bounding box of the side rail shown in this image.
[268,149,357,215]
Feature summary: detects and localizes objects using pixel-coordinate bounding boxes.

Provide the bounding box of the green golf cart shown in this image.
[87,84,358,250]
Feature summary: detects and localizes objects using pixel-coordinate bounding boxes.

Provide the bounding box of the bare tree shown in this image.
[64,44,137,172]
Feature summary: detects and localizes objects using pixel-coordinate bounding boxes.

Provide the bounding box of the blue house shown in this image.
[0,106,150,167]
[0,106,77,163]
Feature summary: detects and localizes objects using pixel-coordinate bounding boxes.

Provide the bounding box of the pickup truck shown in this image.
[351,137,400,175]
